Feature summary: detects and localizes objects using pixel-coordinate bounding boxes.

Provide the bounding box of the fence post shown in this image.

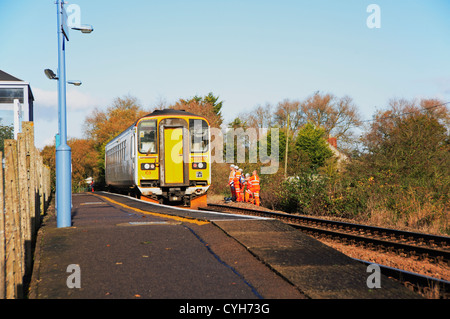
[3,139,22,299]
[17,133,32,276]
[0,151,5,299]
[38,154,44,216]
[22,122,38,237]
[45,167,50,205]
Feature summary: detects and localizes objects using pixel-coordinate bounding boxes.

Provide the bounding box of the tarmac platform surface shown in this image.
[28,192,420,299]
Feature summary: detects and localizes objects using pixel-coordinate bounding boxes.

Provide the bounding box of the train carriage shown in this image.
[105,109,211,207]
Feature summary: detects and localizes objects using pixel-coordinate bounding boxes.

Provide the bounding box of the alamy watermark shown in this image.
[66,264,81,289]
[65,4,82,28]
[366,4,381,29]
[65,262,382,290]
[190,122,280,175]
[366,263,381,289]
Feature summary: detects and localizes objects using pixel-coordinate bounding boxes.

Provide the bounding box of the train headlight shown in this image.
[141,163,156,170]
[192,162,206,170]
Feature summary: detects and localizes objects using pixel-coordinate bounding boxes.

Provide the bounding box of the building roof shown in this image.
[0,70,23,82]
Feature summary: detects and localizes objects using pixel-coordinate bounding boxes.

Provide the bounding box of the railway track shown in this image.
[200,203,450,298]
[202,203,450,264]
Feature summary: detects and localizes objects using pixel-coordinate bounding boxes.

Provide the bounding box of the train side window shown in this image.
[131,135,135,158]
[138,119,157,154]
[189,119,209,153]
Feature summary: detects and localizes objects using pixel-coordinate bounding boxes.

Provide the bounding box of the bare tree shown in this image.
[301,92,361,141]
[237,92,362,151]
[274,99,305,133]
[238,103,274,142]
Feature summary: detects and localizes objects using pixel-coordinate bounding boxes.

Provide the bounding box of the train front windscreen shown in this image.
[138,119,157,154]
[189,119,209,153]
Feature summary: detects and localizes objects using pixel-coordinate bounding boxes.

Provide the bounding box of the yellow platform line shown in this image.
[92,193,209,226]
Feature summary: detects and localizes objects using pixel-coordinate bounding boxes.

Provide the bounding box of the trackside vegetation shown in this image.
[37,93,449,235]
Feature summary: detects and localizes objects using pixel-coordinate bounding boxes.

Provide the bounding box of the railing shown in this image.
[0,122,51,299]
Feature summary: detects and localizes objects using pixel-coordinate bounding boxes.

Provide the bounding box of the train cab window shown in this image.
[138,119,157,154]
[189,119,209,153]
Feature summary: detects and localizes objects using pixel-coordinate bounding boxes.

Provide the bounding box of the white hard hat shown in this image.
[245,173,250,177]
[239,168,243,171]
[230,164,235,168]
[234,166,239,170]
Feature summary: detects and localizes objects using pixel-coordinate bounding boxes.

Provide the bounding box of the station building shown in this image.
[0,70,35,139]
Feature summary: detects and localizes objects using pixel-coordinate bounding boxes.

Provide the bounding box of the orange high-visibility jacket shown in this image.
[249,175,260,191]
[234,171,242,188]
[246,178,253,192]
[228,171,235,186]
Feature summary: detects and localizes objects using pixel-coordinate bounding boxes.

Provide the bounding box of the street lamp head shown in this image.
[45,70,82,86]
[71,24,94,34]
[44,68,58,80]
[67,80,82,86]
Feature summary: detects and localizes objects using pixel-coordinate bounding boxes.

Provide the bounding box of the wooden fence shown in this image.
[0,122,51,299]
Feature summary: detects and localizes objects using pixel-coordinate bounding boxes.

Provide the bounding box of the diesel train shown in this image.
[105,109,211,207]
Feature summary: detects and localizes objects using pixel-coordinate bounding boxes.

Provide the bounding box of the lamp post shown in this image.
[43,69,81,219]
[54,0,93,228]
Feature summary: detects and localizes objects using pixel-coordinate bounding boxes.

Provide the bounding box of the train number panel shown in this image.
[105,109,211,207]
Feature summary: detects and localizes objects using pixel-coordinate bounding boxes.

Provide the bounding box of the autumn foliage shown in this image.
[84,95,148,149]
[40,138,97,191]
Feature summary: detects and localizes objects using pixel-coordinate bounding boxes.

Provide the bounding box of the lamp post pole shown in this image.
[56,0,72,228]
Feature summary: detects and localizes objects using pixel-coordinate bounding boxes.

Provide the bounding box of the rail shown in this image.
[202,203,450,264]
[201,203,450,298]
[354,258,450,299]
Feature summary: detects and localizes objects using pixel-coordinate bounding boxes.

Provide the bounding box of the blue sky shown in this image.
[1,0,449,148]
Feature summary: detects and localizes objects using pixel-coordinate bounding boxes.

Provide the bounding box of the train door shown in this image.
[159,118,189,186]
[164,127,184,184]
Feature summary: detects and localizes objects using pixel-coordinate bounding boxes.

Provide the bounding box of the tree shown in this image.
[300,92,361,149]
[69,138,97,191]
[239,103,274,130]
[274,99,304,133]
[83,95,148,186]
[169,92,224,128]
[203,92,224,120]
[341,98,449,233]
[359,98,450,187]
[0,124,13,154]
[295,122,334,170]
[41,138,98,192]
[224,117,249,165]
[269,92,362,151]
[84,95,147,147]
[41,143,56,190]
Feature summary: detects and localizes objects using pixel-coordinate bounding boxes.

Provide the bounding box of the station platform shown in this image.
[28,192,420,300]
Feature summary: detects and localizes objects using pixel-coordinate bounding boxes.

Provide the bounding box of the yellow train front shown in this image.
[105,109,211,208]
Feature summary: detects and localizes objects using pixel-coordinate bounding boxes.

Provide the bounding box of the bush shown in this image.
[260,166,449,235]
[266,172,332,215]
[209,162,231,196]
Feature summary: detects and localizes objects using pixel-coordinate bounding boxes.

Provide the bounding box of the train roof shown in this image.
[143,108,202,118]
